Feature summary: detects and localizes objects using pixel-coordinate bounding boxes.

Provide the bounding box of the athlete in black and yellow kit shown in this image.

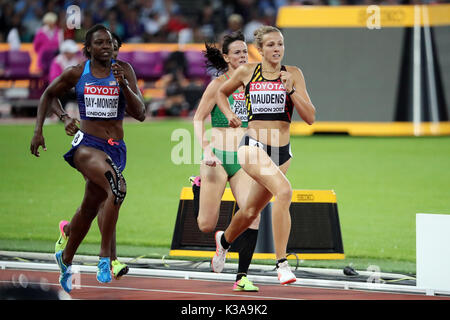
[211,26,316,285]
[193,31,260,291]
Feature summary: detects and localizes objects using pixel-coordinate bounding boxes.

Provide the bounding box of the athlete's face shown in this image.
[112,39,119,59]
[89,29,113,61]
[260,32,284,64]
[224,40,248,70]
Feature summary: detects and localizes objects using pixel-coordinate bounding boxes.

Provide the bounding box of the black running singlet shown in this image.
[245,63,294,123]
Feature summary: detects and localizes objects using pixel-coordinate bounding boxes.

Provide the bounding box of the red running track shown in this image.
[1,269,449,301]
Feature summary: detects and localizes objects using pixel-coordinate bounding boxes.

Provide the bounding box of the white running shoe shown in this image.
[211,231,228,273]
[277,260,297,285]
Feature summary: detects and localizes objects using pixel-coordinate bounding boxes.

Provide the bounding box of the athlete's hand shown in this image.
[280,71,294,92]
[30,132,46,157]
[63,116,79,136]
[112,63,127,87]
[202,148,222,167]
[227,113,242,128]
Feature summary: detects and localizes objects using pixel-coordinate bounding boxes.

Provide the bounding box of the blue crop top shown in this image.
[75,60,126,120]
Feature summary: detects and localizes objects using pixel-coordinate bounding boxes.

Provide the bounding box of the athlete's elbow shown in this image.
[304,109,316,125]
[133,107,146,122]
[305,115,315,125]
[136,113,146,122]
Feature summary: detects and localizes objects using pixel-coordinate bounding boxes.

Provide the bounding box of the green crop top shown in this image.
[210,73,248,128]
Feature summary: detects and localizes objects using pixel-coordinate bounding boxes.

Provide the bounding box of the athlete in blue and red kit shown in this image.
[30,24,146,293]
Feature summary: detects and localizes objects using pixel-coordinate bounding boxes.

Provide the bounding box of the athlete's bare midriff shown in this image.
[80,119,124,141]
[247,120,290,146]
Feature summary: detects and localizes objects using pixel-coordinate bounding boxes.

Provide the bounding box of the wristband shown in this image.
[287,87,296,96]
[59,113,69,121]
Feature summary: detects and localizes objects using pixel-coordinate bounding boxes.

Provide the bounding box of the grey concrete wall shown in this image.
[282,27,449,122]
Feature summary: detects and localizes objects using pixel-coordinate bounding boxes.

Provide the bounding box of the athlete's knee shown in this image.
[197,213,216,233]
[242,206,260,222]
[275,186,292,203]
[249,213,261,229]
[104,157,127,205]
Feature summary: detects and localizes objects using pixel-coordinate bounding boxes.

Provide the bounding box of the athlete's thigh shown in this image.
[73,146,111,186]
[238,146,291,197]
[228,168,253,209]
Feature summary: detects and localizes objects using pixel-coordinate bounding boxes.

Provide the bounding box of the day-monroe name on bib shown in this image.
[84,85,120,118]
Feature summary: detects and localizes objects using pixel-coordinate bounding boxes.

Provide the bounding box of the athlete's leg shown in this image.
[196,162,228,233]
[229,169,261,281]
[225,146,292,260]
[63,146,126,264]
[97,202,119,261]
[62,179,107,265]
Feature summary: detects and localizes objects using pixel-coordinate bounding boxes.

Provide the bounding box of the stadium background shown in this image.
[0,0,449,276]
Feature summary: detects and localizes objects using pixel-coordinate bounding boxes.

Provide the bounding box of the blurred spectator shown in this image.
[33,12,63,71]
[102,9,125,40]
[74,12,95,43]
[164,9,190,42]
[7,14,22,50]
[142,11,164,42]
[196,0,225,42]
[123,6,145,42]
[243,10,264,43]
[48,39,82,111]
[219,13,244,43]
[15,0,44,42]
[48,39,82,83]
[157,51,190,116]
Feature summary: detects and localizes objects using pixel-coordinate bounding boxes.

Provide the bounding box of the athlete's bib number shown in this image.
[231,92,247,122]
[84,85,120,118]
[71,130,84,147]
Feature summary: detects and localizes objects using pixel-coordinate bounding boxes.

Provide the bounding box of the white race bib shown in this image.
[84,85,120,118]
[249,81,286,114]
[231,92,247,122]
[71,130,84,147]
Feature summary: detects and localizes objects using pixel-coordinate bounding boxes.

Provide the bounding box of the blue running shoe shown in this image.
[55,250,72,293]
[97,257,112,283]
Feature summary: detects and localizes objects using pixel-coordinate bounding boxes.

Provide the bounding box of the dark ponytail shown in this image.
[203,31,246,76]
[204,42,228,75]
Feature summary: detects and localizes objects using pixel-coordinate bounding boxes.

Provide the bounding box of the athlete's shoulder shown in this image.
[243,62,259,72]
[284,65,303,76]
[115,59,131,69]
[233,63,258,78]
[59,62,85,83]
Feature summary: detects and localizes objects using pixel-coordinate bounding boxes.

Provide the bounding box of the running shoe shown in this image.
[211,231,228,273]
[55,250,72,293]
[55,220,69,253]
[277,260,297,285]
[97,257,112,283]
[111,259,129,280]
[233,276,259,292]
[189,176,201,187]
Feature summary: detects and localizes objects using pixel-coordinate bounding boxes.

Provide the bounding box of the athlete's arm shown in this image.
[193,78,221,150]
[193,78,223,166]
[30,66,81,157]
[216,65,250,128]
[281,66,315,125]
[50,99,79,136]
[113,61,146,122]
